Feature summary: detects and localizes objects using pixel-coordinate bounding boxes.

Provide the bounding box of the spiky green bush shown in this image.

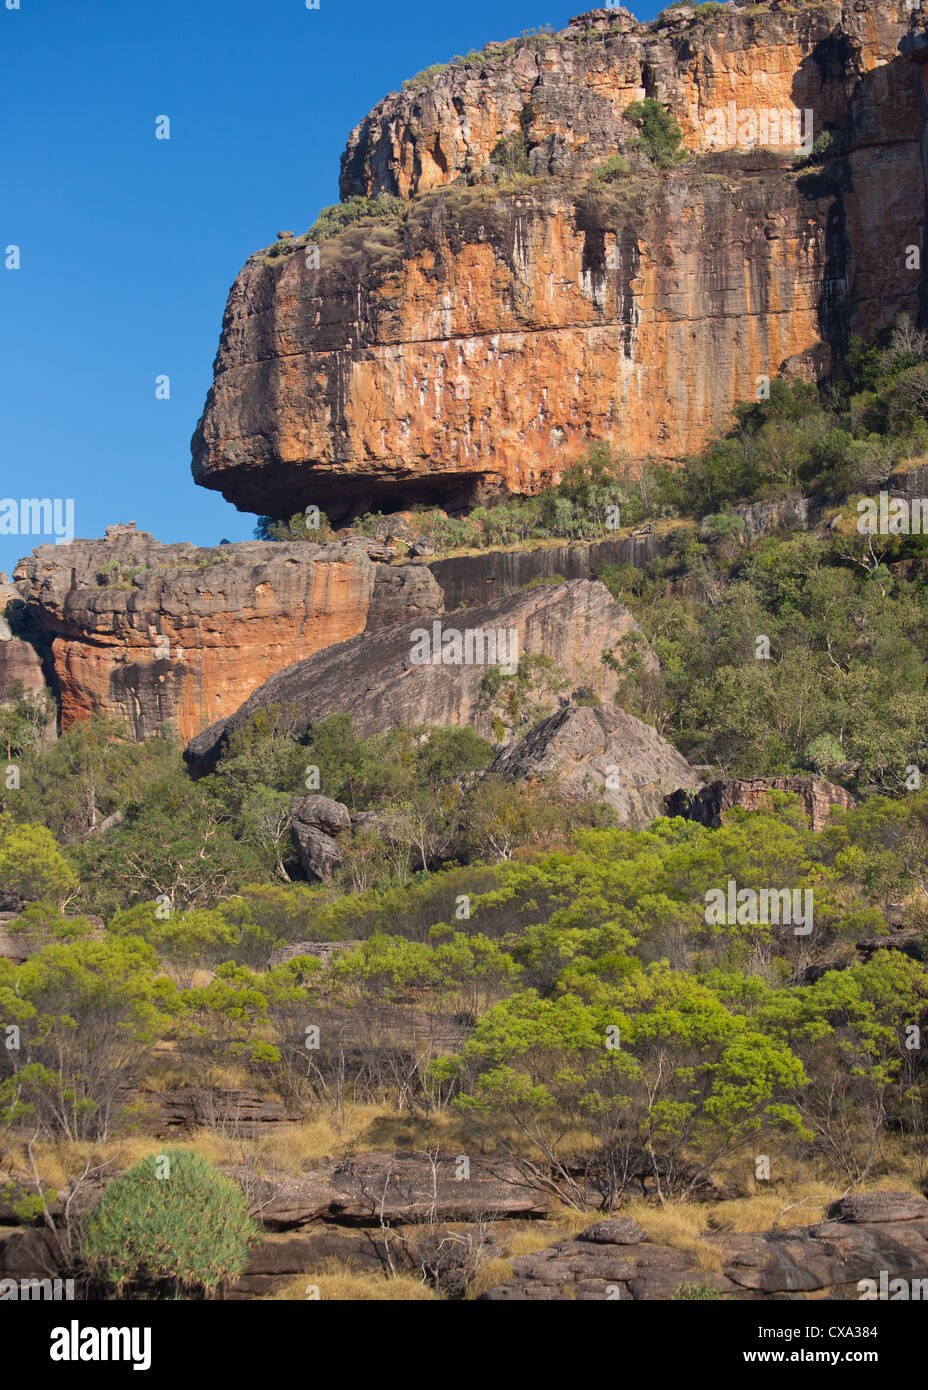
[83,1150,259,1297]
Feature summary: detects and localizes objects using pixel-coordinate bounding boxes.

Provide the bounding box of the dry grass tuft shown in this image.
[264,1269,438,1301]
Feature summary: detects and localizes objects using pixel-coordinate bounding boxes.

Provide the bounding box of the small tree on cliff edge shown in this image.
[624,99,685,170]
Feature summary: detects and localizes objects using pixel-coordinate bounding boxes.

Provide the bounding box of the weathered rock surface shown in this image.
[133,1088,303,1138]
[481,1200,928,1299]
[826,1191,928,1224]
[700,494,811,541]
[489,702,702,828]
[856,929,925,962]
[425,528,672,608]
[184,579,651,770]
[0,578,51,706]
[291,828,343,881]
[288,794,353,879]
[0,634,47,705]
[253,1152,549,1228]
[192,2,925,520]
[6,510,822,745]
[267,940,360,967]
[341,5,915,197]
[664,775,856,833]
[12,532,441,740]
[228,1229,386,1296]
[580,1217,649,1245]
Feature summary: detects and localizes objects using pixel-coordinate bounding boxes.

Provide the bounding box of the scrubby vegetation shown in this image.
[4,787,928,1296]
[7,315,928,1299]
[306,193,406,245]
[401,26,557,91]
[623,99,686,170]
[590,153,631,184]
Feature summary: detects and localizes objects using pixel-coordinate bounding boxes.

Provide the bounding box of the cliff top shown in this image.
[338,0,919,201]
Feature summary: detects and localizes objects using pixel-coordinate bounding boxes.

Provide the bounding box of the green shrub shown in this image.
[264,238,294,260]
[590,153,630,184]
[624,99,685,169]
[524,573,568,588]
[254,510,336,542]
[307,194,405,245]
[804,733,846,775]
[402,61,451,91]
[491,132,530,177]
[0,814,77,905]
[83,1150,259,1296]
[803,128,848,167]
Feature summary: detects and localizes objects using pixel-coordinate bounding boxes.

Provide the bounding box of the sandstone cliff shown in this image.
[13,528,440,742]
[184,578,649,769]
[192,1,926,521]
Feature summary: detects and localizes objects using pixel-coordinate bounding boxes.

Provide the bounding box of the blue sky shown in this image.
[1,0,660,576]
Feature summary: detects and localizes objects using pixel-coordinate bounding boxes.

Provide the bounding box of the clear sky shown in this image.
[1,0,660,577]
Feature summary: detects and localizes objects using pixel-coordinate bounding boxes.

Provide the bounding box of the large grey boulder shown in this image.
[289,796,352,880]
[184,580,653,772]
[488,703,702,829]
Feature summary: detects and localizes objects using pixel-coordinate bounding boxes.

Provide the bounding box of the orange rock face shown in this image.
[192,2,926,521]
[339,4,916,197]
[13,533,442,742]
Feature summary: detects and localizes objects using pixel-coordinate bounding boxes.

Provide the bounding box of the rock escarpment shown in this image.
[0,576,51,706]
[192,1,926,521]
[11,529,441,742]
[184,579,649,770]
[665,774,856,832]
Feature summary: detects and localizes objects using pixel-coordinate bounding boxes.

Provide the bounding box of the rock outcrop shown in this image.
[488,702,702,828]
[192,2,925,521]
[0,913,104,963]
[0,578,51,706]
[267,940,359,967]
[11,531,441,741]
[251,1152,551,1228]
[481,1191,928,1299]
[289,794,352,879]
[184,579,651,770]
[664,775,856,832]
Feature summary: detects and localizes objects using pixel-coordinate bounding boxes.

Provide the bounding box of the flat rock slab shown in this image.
[826,1192,928,1224]
[480,1236,713,1301]
[579,1217,650,1245]
[480,1208,928,1300]
[253,1152,549,1228]
[134,1087,302,1138]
